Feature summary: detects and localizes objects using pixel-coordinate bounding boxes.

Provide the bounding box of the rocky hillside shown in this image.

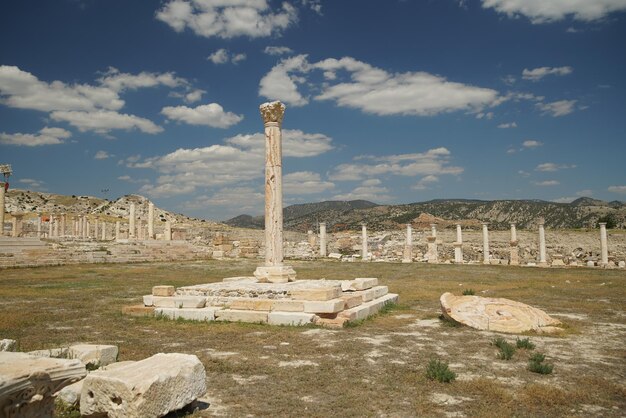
[227,198,626,232]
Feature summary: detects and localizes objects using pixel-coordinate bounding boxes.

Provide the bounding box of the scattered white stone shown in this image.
[80,353,206,418]
[0,339,16,352]
[278,360,318,367]
[69,344,118,368]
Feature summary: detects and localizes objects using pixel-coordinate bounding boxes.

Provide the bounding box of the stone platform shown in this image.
[141,278,398,328]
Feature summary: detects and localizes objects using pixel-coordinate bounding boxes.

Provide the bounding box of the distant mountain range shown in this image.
[225,198,626,231]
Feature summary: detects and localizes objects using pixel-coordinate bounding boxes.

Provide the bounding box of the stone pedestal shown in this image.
[538,219,547,267]
[319,222,327,257]
[253,101,295,283]
[361,223,368,261]
[426,236,438,263]
[148,202,155,240]
[599,222,608,266]
[129,203,136,239]
[482,222,490,264]
[402,223,413,263]
[509,240,519,265]
[165,221,172,241]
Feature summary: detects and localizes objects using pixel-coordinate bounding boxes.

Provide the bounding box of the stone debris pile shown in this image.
[141,278,398,328]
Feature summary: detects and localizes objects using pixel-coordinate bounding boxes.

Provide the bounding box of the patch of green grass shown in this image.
[426,359,456,383]
[492,337,516,360]
[516,337,535,350]
[54,399,81,418]
[528,353,554,375]
[462,289,475,295]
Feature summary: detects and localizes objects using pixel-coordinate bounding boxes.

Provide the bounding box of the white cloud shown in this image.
[225,129,333,157]
[518,170,530,177]
[552,196,575,203]
[263,46,294,56]
[361,178,381,187]
[98,67,190,91]
[283,171,334,195]
[208,48,247,64]
[18,178,45,189]
[535,162,576,172]
[522,66,573,81]
[301,0,322,15]
[259,55,502,116]
[0,65,123,112]
[534,180,560,186]
[608,185,626,194]
[332,180,392,202]
[182,187,265,215]
[134,127,333,198]
[481,0,626,23]
[412,174,439,190]
[94,150,112,160]
[536,99,577,117]
[329,147,463,181]
[155,0,298,39]
[498,122,517,128]
[118,175,149,184]
[522,140,543,148]
[184,89,205,103]
[51,110,163,134]
[161,103,243,128]
[0,127,71,146]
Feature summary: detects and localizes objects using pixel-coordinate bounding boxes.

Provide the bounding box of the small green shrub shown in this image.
[528,353,553,374]
[492,337,516,360]
[516,337,535,350]
[462,289,475,296]
[426,359,456,383]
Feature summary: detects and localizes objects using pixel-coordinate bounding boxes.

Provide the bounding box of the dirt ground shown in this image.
[1,260,624,417]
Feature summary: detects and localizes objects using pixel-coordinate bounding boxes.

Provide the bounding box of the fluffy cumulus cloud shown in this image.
[481,0,626,23]
[94,150,112,160]
[283,171,334,194]
[259,55,501,116]
[329,147,463,181]
[522,140,543,148]
[132,128,334,198]
[208,48,246,64]
[51,110,163,134]
[161,103,243,128]
[155,0,298,39]
[263,45,294,56]
[608,185,626,194]
[522,66,573,81]
[0,127,71,146]
[225,129,333,157]
[535,162,576,172]
[536,99,577,117]
[0,65,210,135]
[412,174,439,190]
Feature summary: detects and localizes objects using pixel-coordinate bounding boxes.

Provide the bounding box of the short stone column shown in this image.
[538,219,547,267]
[165,221,172,241]
[101,222,107,240]
[60,214,66,237]
[148,202,155,240]
[86,220,91,238]
[129,203,136,239]
[403,223,413,263]
[0,182,5,236]
[53,216,59,238]
[115,220,121,240]
[12,215,21,238]
[426,223,438,263]
[94,219,99,240]
[319,222,327,257]
[137,220,144,240]
[482,222,490,264]
[454,224,463,263]
[599,222,609,266]
[37,215,42,237]
[253,101,296,283]
[361,223,368,261]
[509,223,519,266]
[48,216,53,238]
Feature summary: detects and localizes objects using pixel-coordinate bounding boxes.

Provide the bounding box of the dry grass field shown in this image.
[1,260,625,417]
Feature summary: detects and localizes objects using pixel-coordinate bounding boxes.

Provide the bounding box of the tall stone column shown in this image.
[60,214,66,237]
[165,221,172,241]
[599,222,608,266]
[319,222,327,257]
[482,222,490,264]
[48,216,53,238]
[403,223,413,263]
[509,223,519,266]
[129,203,136,239]
[454,224,463,263]
[115,220,121,240]
[53,216,59,237]
[253,101,295,283]
[0,182,5,236]
[148,202,154,240]
[94,219,99,240]
[101,222,107,240]
[361,223,368,261]
[12,215,18,237]
[538,219,547,267]
[86,220,90,238]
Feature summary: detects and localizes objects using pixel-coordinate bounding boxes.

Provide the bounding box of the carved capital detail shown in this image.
[259,101,285,125]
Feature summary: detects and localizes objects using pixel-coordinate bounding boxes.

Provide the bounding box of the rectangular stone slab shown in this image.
[152,285,175,296]
[80,353,206,418]
[288,286,341,301]
[156,307,221,321]
[215,309,268,324]
[270,299,305,312]
[228,298,274,311]
[268,312,316,326]
[151,296,206,309]
[303,298,345,314]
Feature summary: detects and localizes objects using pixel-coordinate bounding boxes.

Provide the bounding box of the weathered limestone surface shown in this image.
[440,292,562,334]
[0,352,86,417]
[152,285,175,296]
[58,361,136,406]
[268,312,316,326]
[68,344,118,368]
[80,353,206,418]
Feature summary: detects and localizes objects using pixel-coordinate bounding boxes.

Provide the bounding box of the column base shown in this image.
[538,261,548,267]
[254,265,297,283]
[401,258,412,263]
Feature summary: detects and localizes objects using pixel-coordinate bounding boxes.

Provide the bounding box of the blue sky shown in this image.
[1,0,625,220]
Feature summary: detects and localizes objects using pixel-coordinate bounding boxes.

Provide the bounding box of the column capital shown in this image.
[259,101,285,125]
[598,222,607,227]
